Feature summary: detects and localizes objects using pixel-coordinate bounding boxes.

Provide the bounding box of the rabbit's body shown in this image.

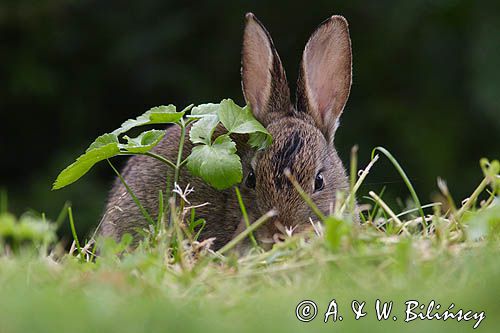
[100,13,354,251]
[100,125,256,250]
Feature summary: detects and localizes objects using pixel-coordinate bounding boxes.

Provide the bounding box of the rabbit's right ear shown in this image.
[296,16,352,144]
[242,13,291,126]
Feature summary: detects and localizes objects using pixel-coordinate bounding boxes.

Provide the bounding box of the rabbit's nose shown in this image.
[271,220,289,243]
[272,232,286,243]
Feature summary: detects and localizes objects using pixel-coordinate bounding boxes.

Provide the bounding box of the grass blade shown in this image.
[339,154,379,215]
[371,146,426,228]
[217,210,276,255]
[67,206,83,261]
[107,159,155,226]
[284,169,325,222]
[235,187,258,248]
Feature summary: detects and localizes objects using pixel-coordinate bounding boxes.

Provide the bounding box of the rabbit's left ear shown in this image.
[242,13,291,126]
[296,16,352,143]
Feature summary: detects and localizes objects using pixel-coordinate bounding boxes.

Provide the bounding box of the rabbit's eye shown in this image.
[246,170,256,189]
[314,172,324,192]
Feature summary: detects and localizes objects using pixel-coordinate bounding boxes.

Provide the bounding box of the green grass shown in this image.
[0,155,499,333]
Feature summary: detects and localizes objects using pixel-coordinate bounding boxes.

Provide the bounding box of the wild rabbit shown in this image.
[100,13,353,251]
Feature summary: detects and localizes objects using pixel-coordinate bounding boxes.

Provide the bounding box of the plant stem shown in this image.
[180,103,195,114]
[107,159,155,226]
[235,187,258,248]
[371,146,426,230]
[217,210,277,255]
[119,151,176,170]
[456,176,490,218]
[163,173,171,229]
[55,201,71,228]
[369,191,408,235]
[284,169,325,222]
[349,145,358,216]
[171,104,193,194]
[339,154,379,215]
[174,118,187,192]
[170,197,185,270]
[156,189,164,234]
[390,202,442,221]
[68,206,84,261]
[168,118,187,227]
[145,152,177,170]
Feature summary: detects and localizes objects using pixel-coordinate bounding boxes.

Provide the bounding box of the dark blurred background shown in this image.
[1,0,499,240]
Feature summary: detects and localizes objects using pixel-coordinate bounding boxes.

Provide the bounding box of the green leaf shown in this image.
[189,103,221,145]
[0,213,57,247]
[186,135,242,190]
[53,142,120,190]
[87,133,119,151]
[189,115,219,145]
[248,132,271,149]
[466,200,500,241]
[121,129,166,153]
[218,99,271,149]
[54,130,165,190]
[191,103,220,116]
[324,215,351,251]
[112,105,183,136]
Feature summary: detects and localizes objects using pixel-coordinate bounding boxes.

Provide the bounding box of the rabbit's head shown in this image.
[237,13,352,248]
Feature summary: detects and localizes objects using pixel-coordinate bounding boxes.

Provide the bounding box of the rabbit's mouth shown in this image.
[254,220,300,249]
[232,214,317,252]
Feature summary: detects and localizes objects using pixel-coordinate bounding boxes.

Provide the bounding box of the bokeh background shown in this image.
[1,0,499,240]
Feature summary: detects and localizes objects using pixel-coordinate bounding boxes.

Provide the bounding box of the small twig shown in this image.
[387,202,442,223]
[339,154,379,215]
[437,177,457,213]
[172,183,195,205]
[284,169,325,222]
[217,210,277,255]
[349,145,358,215]
[369,191,409,235]
[456,177,490,218]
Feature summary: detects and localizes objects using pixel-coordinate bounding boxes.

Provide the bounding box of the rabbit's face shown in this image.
[238,13,352,249]
[245,117,348,247]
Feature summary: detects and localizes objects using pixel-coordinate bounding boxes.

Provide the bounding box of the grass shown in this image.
[0,152,499,333]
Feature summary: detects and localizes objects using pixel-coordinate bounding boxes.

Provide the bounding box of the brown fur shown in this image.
[100,13,353,251]
[100,126,256,250]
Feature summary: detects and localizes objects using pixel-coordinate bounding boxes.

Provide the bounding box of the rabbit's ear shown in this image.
[242,13,291,126]
[296,16,352,143]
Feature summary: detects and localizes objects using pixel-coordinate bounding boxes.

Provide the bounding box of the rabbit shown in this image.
[99,12,353,251]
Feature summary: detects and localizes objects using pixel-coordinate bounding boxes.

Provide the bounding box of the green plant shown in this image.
[52,99,271,192]
[51,98,272,258]
[0,212,57,255]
